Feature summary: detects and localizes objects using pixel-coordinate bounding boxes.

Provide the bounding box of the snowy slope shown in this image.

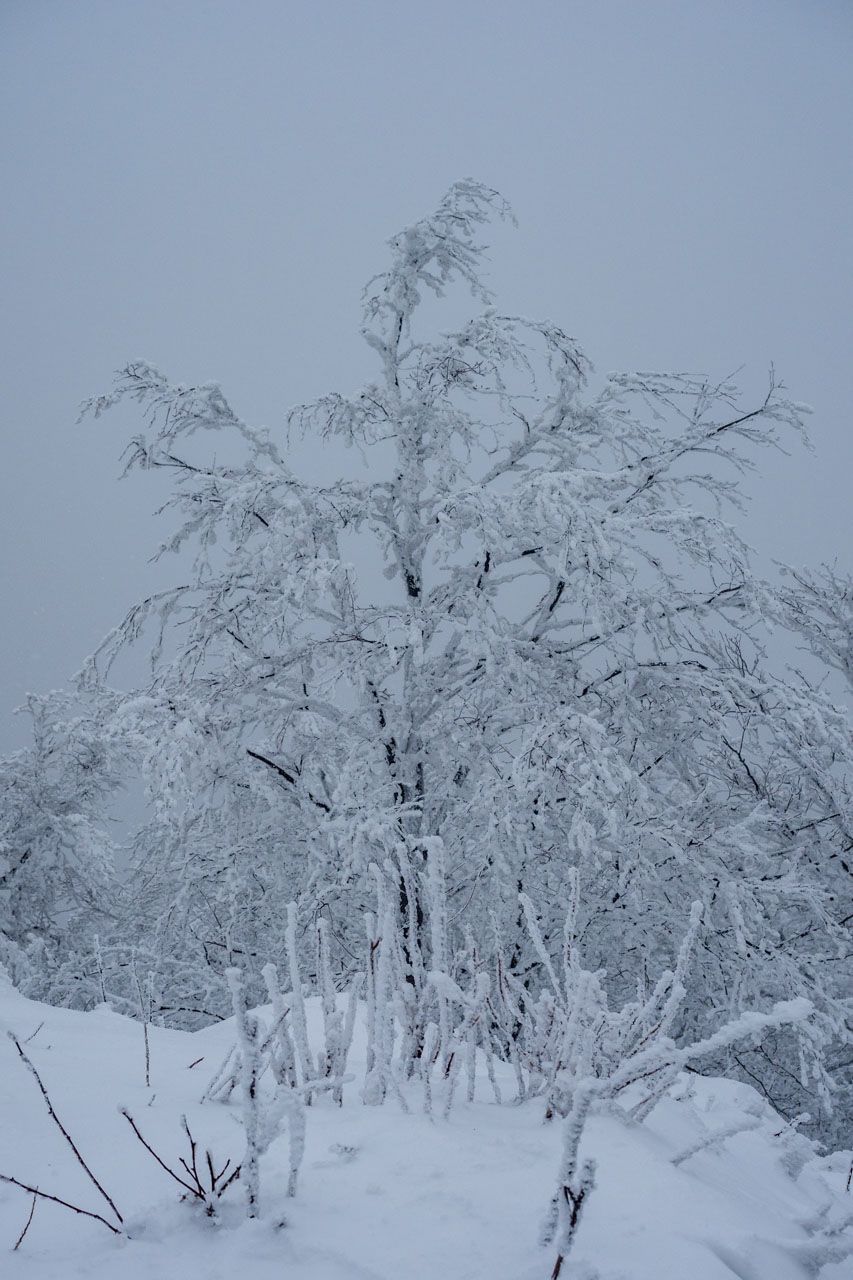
[1,968,850,1280]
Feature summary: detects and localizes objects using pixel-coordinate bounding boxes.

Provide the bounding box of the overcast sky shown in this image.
[1,0,851,752]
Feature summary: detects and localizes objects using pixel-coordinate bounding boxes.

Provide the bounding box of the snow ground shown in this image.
[1,968,850,1280]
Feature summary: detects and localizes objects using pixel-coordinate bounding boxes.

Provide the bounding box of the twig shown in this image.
[119,1109,199,1198]
[0,1175,121,1236]
[8,1033,123,1224]
[120,1109,240,1206]
[13,1190,37,1249]
[213,1160,242,1196]
[143,1014,151,1088]
[132,956,152,1088]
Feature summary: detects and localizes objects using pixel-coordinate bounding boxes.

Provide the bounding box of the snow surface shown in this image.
[1,967,850,1280]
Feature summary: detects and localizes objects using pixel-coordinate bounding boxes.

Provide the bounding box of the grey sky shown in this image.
[2,0,851,751]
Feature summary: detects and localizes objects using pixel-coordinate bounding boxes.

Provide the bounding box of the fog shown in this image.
[2,0,851,751]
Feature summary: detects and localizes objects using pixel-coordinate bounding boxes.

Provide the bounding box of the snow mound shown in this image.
[0,980,850,1280]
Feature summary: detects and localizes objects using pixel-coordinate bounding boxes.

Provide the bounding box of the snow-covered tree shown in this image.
[0,692,126,997]
[7,181,851,1139]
